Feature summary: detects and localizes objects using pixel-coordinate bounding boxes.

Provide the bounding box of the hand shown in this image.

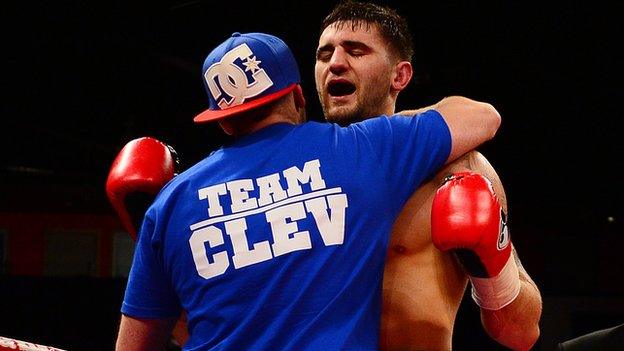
[431,172,519,310]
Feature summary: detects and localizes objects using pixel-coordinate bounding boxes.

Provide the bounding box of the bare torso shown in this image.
[380,151,507,351]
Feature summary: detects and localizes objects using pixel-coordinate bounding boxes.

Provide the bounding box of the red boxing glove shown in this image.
[431,172,510,277]
[432,172,519,310]
[106,137,179,240]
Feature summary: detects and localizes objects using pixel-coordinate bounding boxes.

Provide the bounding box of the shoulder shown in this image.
[430,151,507,209]
[431,151,496,184]
[149,153,218,211]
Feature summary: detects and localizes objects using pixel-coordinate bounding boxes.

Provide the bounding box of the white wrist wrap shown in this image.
[470,255,521,310]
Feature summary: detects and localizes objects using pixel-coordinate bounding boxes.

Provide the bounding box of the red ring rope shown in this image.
[0,336,67,351]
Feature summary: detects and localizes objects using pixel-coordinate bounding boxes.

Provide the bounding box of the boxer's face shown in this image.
[315,21,397,125]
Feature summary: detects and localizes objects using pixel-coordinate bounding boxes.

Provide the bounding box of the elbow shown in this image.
[443,95,502,139]
[488,322,540,351]
[481,102,502,140]
[514,324,541,351]
[526,324,541,350]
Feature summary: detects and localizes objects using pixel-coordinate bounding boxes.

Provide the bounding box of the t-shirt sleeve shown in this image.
[121,213,181,319]
[352,109,451,205]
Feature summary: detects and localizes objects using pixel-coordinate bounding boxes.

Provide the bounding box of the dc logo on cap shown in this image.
[204,43,274,109]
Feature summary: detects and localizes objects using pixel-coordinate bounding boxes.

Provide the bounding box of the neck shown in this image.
[220,92,302,137]
[245,114,294,135]
[220,112,297,138]
[364,92,398,119]
[379,98,397,116]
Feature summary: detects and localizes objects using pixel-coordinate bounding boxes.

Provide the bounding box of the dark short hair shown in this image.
[320,0,414,62]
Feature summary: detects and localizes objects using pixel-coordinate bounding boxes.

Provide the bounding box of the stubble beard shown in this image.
[322,91,388,126]
[322,68,392,125]
[323,103,365,126]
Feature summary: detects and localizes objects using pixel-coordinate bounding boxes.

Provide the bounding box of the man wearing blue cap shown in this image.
[115,31,501,350]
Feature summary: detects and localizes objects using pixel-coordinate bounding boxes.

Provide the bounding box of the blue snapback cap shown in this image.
[194,32,301,123]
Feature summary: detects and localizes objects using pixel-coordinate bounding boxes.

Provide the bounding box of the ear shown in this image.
[391,61,413,92]
[294,84,306,109]
[218,120,234,136]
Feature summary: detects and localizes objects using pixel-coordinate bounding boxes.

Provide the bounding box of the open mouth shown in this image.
[327,81,356,97]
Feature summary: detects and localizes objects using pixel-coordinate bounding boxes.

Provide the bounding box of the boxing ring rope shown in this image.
[0,336,66,351]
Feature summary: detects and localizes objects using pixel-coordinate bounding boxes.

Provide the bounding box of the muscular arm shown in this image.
[446,151,542,350]
[481,248,542,350]
[398,96,501,163]
[115,315,178,351]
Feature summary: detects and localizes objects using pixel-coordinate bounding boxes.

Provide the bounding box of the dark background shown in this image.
[1,1,622,350]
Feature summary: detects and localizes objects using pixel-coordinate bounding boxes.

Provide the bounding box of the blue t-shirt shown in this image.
[122,110,451,350]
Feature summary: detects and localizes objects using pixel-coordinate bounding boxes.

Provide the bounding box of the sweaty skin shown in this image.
[382,151,485,350]
[380,151,538,351]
